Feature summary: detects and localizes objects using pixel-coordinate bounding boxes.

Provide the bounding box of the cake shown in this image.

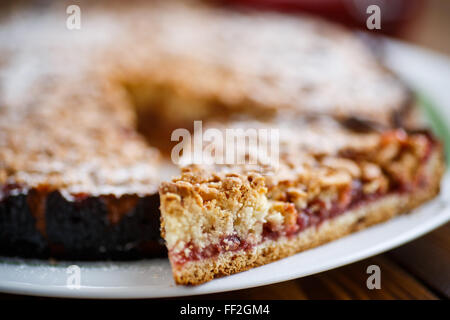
[160,118,444,284]
[0,0,444,284]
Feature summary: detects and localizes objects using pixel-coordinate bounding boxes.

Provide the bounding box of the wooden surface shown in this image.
[0,0,448,301]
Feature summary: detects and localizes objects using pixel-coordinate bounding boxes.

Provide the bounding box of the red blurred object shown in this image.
[218,0,425,36]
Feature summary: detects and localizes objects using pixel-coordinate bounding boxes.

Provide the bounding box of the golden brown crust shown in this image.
[169,146,444,285]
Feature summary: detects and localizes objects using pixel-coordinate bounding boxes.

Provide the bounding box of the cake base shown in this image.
[0,191,165,260]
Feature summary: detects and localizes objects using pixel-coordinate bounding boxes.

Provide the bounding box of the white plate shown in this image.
[0,39,449,299]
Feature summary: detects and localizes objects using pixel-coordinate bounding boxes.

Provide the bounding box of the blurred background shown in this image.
[217,0,450,56]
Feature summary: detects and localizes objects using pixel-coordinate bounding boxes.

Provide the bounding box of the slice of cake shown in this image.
[159,119,445,285]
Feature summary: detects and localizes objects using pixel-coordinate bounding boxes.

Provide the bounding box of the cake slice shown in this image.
[159,119,445,285]
[0,0,415,260]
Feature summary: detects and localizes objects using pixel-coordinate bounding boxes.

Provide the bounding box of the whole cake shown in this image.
[0,0,444,284]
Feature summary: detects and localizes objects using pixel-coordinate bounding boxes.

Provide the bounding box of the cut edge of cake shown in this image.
[160,130,445,285]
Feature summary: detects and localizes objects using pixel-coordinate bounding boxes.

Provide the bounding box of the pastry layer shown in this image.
[160,130,444,285]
